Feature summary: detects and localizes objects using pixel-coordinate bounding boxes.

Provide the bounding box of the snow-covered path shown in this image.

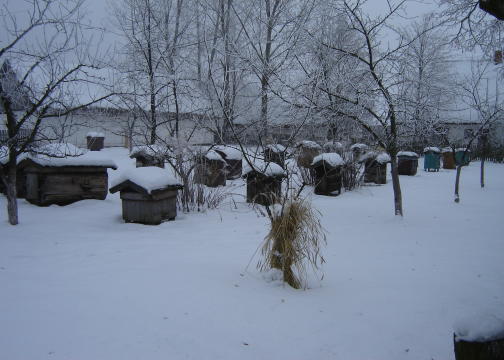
[1,148,503,360]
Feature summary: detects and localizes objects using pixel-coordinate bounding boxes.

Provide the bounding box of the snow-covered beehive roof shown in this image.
[441,147,454,153]
[242,158,285,178]
[213,145,242,160]
[205,150,226,162]
[264,144,286,153]
[454,314,504,342]
[4,143,118,169]
[423,147,441,153]
[130,145,171,159]
[455,148,471,152]
[110,167,182,194]
[86,131,105,138]
[360,151,391,164]
[312,153,344,167]
[297,140,321,150]
[350,143,368,151]
[397,151,419,158]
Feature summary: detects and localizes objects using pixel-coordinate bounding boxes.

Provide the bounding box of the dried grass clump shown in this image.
[258,198,326,289]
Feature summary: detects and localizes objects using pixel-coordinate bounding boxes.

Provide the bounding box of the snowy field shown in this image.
[1,148,503,360]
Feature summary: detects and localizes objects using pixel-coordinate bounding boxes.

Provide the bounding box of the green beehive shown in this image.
[423,147,441,172]
[455,148,471,166]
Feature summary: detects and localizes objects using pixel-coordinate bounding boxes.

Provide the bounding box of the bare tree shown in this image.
[396,16,457,152]
[0,0,111,225]
[451,63,502,202]
[232,0,315,140]
[438,0,504,55]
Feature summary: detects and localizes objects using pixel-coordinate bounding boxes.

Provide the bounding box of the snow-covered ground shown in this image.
[1,148,503,360]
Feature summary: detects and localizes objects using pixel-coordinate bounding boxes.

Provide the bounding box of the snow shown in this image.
[86,131,105,138]
[205,150,225,162]
[397,151,419,158]
[359,151,391,164]
[454,314,504,342]
[1,143,117,168]
[265,144,286,153]
[424,147,441,153]
[456,148,471,153]
[130,145,170,159]
[213,145,243,160]
[242,158,285,177]
[376,152,391,164]
[442,147,454,153]
[36,143,85,157]
[111,166,182,193]
[1,147,504,360]
[297,140,321,150]
[324,141,343,149]
[312,152,345,167]
[350,143,368,150]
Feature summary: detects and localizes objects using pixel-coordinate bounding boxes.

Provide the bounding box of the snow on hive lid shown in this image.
[441,147,454,153]
[205,150,226,162]
[397,151,419,158]
[265,144,286,153]
[350,143,368,151]
[242,158,285,177]
[312,152,344,167]
[20,143,117,168]
[424,147,441,153]
[297,140,321,150]
[456,148,471,152]
[213,145,242,160]
[376,152,391,163]
[111,167,182,194]
[454,314,504,342]
[86,131,105,138]
[130,145,170,159]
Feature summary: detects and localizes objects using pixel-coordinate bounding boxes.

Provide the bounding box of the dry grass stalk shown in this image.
[258,197,326,289]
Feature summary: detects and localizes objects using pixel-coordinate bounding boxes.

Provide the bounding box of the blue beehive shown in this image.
[423,147,441,172]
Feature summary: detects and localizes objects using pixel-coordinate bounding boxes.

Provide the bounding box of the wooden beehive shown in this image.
[243,160,285,206]
[442,148,456,169]
[110,168,183,225]
[362,152,390,184]
[86,132,105,151]
[296,141,321,168]
[130,145,167,168]
[193,150,226,187]
[264,144,286,168]
[22,158,117,206]
[311,153,344,196]
[397,151,419,176]
[213,145,242,180]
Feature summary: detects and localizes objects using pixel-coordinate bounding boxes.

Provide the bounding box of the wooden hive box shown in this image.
[311,153,344,196]
[11,143,117,206]
[442,148,456,169]
[243,160,285,206]
[86,132,105,151]
[263,144,287,168]
[213,145,242,180]
[361,152,390,185]
[193,150,226,187]
[130,145,167,168]
[397,151,419,176]
[110,167,183,225]
[296,141,321,168]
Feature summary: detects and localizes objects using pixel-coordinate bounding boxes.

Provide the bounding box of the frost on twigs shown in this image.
[257,197,326,290]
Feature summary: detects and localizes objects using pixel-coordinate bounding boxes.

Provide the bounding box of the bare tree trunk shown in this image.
[454,165,462,203]
[480,157,485,188]
[260,75,269,139]
[390,157,403,216]
[5,163,19,225]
